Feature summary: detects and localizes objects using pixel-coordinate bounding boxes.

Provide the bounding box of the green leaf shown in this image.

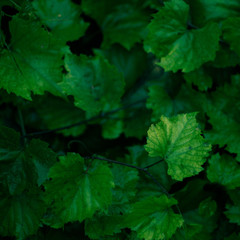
[60,54,124,114]
[85,214,122,239]
[111,164,139,206]
[0,16,64,100]
[32,0,89,43]
[207,154,240,189]
[82,1,149,49]
[0,187,45,239]
[210,45,240,68]
[0,125,56,192]
[204,77,240,158]
[44,153,114,226]
[94,44,147,90]
[184,67,213,91]
[225,205,240,226]
[144,0,221,72]
[145,112,211,181]
[222,17,240,57]
[146,85,174,121]
[123,195,184,240]
[188,0,240,27]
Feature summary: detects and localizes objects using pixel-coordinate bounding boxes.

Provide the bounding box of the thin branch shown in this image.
[23,99,146,138]
[143,159,164,169]
[88,155,170,197]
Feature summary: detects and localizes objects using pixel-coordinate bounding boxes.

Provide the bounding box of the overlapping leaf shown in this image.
[207,154,240,189]
[144,0,221,72]
[0,16,64,100]
[32,0,89,43]
[0,125,57,192]
[44,153,114,226]
[145,113,211,180]
[123,195,184,240]
[60,54,124,114]
[0,187,46,239]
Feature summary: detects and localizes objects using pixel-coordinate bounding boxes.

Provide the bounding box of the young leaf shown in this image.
[123,195,184,240]
[144,0,221,72]
[145,112,211,181]
[44,153,114,226]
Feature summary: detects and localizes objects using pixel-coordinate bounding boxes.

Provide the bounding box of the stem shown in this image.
[23,99,146,138]
[88,155,170,197]
[144,159,164,169]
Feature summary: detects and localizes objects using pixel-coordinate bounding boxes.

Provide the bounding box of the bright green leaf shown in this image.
[145,112,211,181]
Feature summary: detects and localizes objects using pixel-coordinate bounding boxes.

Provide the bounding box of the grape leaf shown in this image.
[146,85,174,121]
[32,0,89,43]
[184,67,213,91]
[82,1,149,49]
[188,0,240,27]
[0,187,45,239]
[225,205,240,226]
[0,125,57,192]
[144,0,221,72]
[145,112,211,181]
[95,44,147,90]
[207,154,240,189]
[123,195,184,240]
[60,54,125,114]
[44,153,114,226]
[222,17,240,57]
[0,16,64,100]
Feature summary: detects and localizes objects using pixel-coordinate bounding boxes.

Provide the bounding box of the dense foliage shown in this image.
[0,0,240,239]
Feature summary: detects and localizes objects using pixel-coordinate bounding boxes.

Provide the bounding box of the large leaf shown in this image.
[60,54,125,114]
[225,205,240,226]
[123,195,184,240]
[44,153,114,226]
[145,112,211,180]
[32,0,89,43]
[0,16,64,100]
[144,0,221,72]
